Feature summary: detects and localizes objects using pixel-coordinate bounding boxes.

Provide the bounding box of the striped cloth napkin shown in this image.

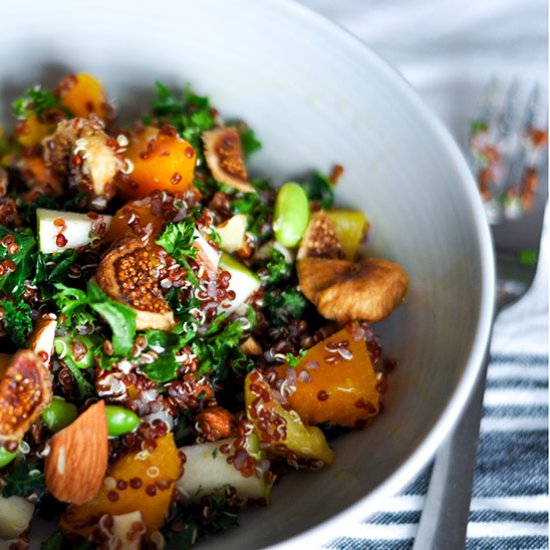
[325,209,549,549]
[295,1,548,548]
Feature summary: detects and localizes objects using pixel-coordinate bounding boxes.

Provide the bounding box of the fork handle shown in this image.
[412,351,490,550]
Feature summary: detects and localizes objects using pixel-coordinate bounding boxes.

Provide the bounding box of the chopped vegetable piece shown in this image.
[244,370,334,465]
[278,325,382,427]
[62,433,182,536]
[37,208,112,254]
[273,182,310,248]
[326,210,369,260]
[58,73,111,121]
[117,126,196,199]
[177,437,272,502]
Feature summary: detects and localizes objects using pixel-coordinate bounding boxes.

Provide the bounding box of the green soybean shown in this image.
[105,406,139,437]
[42,397,78,433]
[0,446,16,469]
[54,335,97,369]
[273,182,310,247]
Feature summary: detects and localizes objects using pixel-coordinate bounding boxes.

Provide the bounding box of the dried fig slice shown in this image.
[0,350,52,442]
[202,127,254,193]
[298,257,408,324]
[297,211,345,260]
[95,237,176,331]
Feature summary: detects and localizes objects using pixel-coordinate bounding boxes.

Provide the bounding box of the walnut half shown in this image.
[298,257,409,324]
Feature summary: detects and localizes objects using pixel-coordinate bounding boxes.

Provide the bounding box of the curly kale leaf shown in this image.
[0,299,33,348]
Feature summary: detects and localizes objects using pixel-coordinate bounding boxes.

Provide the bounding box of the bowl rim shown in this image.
[259,1,496,548]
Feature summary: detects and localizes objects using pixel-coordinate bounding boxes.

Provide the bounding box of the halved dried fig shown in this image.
[298,257,408,324]
[95,237,176,331]
[202,127,254,193]
[43,116,126,209]
[0,350,53,442]
[297,211,345,260]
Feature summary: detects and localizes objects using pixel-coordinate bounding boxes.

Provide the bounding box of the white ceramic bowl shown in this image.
[0,1,495,548]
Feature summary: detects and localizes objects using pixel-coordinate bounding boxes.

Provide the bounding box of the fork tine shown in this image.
[503,83,548,218]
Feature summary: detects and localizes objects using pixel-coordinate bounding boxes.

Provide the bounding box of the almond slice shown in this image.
[45,400,108,505]
[202,127,255,193]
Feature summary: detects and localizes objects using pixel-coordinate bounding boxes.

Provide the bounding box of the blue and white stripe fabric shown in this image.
[325,343,548,549]
[296,1,548,548]
[322,197,549,550]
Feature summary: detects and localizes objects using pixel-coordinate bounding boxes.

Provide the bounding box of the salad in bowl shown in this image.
[0,73,408,549]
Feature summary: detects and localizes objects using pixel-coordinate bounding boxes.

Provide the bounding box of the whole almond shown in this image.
[45,400,108,505]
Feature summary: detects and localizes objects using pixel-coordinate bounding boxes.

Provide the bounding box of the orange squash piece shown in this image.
[58,73,111,121]
[117,126,196,200]
[16,114,56,148]
[103,199,165,243]
[18,155,63,196]
[278,324,382,428]
[61,433,182,537]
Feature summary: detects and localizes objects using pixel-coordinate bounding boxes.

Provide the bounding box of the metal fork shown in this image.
[413,81,548,550]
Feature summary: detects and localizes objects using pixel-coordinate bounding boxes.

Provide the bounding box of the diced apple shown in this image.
[37,209,112,254]
[107,512,146,550]
[245,370,335,465]
[177,437,271,502]
[0,495,34,539]
[219,253,260,315]
[215,214,247,253]
[326,210,369,260]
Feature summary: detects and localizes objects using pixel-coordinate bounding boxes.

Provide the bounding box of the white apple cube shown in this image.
[177,438,271,502]
[216,214,247,253]
[37,208,112,254]
[219,253,260,315]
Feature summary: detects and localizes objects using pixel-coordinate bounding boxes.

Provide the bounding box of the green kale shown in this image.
[239,127,262,159]
[34,250,77,287]
[144,353,180,383]
[2,461,45,498]
[165,494,239,549]
[165,286,200,326]
[155,219,199,286]
[194,316,253,381]
[86,282,136,356]
[263,247,291,285]
[264,288,308,326]
[52,283,97,330]
[142,329,195,383]
[0,225,37,297]
[300,171,334,209]
[12,86,63,119]
[286,349,307,368]
[0,299,32,348]
[52,282,136,357]
[156,219,198,260]
[151,82,215,161]
[231,180,274,243]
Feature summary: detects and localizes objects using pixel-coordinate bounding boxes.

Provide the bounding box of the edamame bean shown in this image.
[105,405,139,436]
[42,397,78,433]
[0,446,16,469]
[273,182,310,247]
